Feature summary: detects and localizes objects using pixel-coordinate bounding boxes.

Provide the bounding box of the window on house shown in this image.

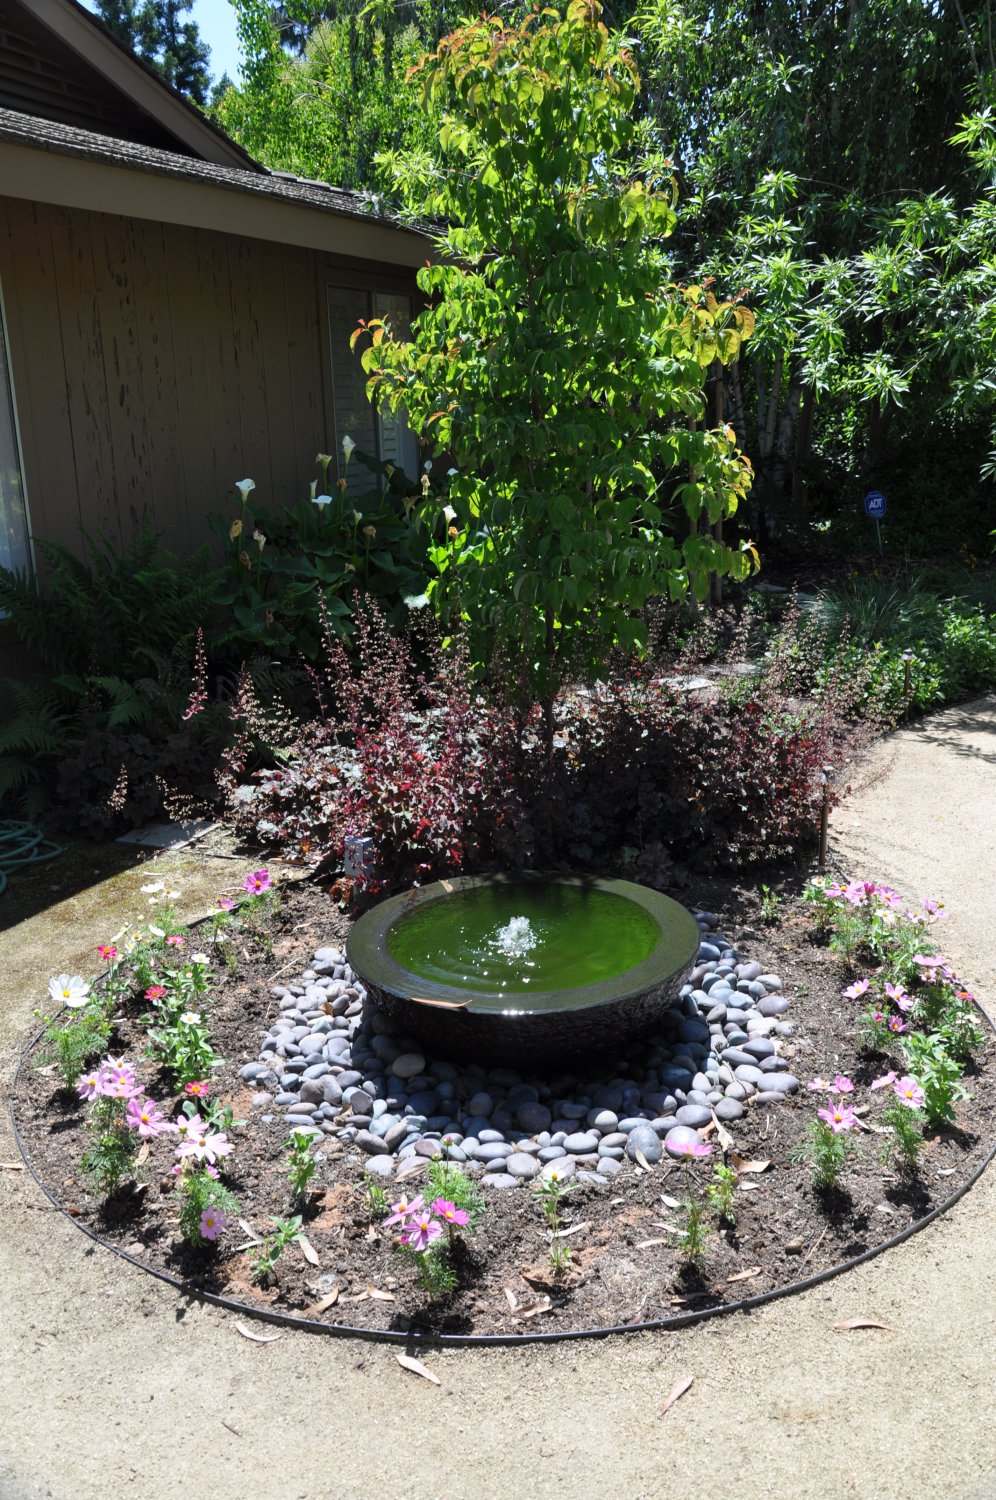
[0,290,30,578]
[326,285,419,499]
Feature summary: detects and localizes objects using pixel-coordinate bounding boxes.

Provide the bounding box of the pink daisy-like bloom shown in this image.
[842,978,870,1001]
[216,897,235,911]
[870,1010,886,1023]
[102,1063,142,1100]
[97,944,118,962]
[165,934,185,948]
[145,985,167,1001]
[184,1080,210,1099]
[77,1069,104,1102]
[887,1015,909,1034]
[384,1193,423,1229]
[670,1138,714,1158]
[818,1102,859,1134]
[125,1097,175,1139]
[824,883,844,899]
[832,1075,855,1094]
[843,881,872,906]
[177,1127,234,1166]
[885,981,914,1012]
[174,1111,205,1142]
[807,1077,832,1092]
[243,868,272,895]
[200,1207,227,1242]
[913,954,944,970]
[870,1071,898,1091]
[402,1211,444,1253]
[893,1077,926,1109]
[431,1197,469,1227]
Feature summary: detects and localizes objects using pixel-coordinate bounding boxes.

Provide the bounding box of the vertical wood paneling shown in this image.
[252,237,298,506]
[286,246,331,490]
[0,198,80,562]
[127,217,187,551]
[162,223,219,542]
[49,203,118,550]
[193,227,244,501]
[226,231,275,502]
[90,211,151,538]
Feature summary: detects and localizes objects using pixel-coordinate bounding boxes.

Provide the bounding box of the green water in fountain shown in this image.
[386,880,661,1002]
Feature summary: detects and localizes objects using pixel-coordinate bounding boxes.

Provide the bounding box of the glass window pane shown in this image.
[0,298,29,576]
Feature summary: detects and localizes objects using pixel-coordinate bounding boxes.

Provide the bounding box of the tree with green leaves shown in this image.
[216,0,459,191]
[95,0,212,106]
[355,0,757,722]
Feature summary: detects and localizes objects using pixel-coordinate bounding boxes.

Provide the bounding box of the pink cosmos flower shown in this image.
[870,1071,898,1091]
[893,1077,926,1109]
[887,1015,909,1034]
[921,898,945,919]
[97,944,118,962]
[145,985,167,1000]
[125,1097,175,1139]
[176,1127,233,1165]
[885,982,914,1012]
[842,979,870,1001]
[102,1063,142,1100]
[165,934,185,948]
[174,1112,205,1142]
[824,883,844,899]
[184,1080,210,1099]
[216,897,235,911]
[870,1010,886,1023]
[384,1193,423,1229]
[77,1069,104,1102]
[818,1102,859,1134]
[843,881,873,906]
[807,1077,832,1092]
[200,1207,227,1242]
[913,954,944,970]
[243,869,272,895]
[671,1138,714,1158]
[832,1075,855,1094]
[402,1211,444,1253]
[431,1197,469,1227]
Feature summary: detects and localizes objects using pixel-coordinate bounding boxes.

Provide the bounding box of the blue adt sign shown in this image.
[864,490,888,519]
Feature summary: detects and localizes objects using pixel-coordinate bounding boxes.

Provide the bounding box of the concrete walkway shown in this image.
[1,703,994,1500]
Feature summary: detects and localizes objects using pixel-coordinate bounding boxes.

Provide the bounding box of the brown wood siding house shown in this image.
[0,0,431,674]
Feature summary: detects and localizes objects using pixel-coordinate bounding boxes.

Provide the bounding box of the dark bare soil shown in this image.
[12,872,995,1339]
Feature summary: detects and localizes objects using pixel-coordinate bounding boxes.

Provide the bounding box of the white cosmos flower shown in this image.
[49,974,90,1008]
[235,478,255,498]
[141,881,165,895]
[191,953,211,966]
[148,925,165,938]
[179,1012,201,1026]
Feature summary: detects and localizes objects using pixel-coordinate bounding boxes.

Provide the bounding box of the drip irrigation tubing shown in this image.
[0,821,62,897]
[8,869,995,1347]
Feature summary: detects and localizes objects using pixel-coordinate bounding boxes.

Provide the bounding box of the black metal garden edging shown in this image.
[10,886,996,1348]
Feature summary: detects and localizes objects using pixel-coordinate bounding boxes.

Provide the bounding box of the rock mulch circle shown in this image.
[244,910,799,1186]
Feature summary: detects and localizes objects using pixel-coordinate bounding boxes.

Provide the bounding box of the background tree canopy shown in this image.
[95,0,212,105]
[214,0,996,559]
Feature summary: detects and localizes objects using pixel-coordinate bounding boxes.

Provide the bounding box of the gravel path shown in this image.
[2,702,995,1500]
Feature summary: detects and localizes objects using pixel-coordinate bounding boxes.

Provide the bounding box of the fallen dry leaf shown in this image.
[636,1237,671,1249]
[135,1144,150,1167]
[366,1286,396,1302]
[504,1287,518,1312]
[343,1291,369,1304]
[727,1266,762,1284]
[0,1163,25,1172]
[396,1156,429,1182]
[237,1217,261,1246]
[731,1153,771,1174]
[234,1321,282,1343]
[550,1221,590,1239]
[517,1296,553,1318]
[660,1376,694,1416]
[633,1147,654,1172]
[302,1290,339,1317]
[298,1235,320,1266]
[660,1194,681,1209]
[710,1116,735,1153]
[396,1353,440,1385]
[833,1318,893,1333]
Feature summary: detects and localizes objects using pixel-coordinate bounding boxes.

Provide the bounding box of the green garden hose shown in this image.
[0,821,63,896]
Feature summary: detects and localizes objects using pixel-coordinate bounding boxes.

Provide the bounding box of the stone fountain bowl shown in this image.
[346,873,701,1068]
